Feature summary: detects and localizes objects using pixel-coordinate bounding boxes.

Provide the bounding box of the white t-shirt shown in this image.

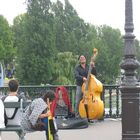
[4,96,21,125]
[0,99,5,128]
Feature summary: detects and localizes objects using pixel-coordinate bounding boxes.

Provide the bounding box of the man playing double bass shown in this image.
[74,55,96,119]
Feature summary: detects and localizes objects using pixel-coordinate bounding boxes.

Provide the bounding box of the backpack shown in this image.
[1,95,21,125]
[51,86,74,118]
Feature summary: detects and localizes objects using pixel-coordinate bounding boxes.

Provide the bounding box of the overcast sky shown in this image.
[0,0,139,40]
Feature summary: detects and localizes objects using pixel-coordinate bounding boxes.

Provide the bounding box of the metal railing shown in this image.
[0,84,121,118]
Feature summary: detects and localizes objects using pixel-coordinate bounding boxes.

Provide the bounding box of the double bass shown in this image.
[79,48,104,120]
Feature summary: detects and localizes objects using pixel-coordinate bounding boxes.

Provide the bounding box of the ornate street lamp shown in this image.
[120,0,140,139]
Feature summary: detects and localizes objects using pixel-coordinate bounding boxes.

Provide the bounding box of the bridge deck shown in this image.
[1,118,121,140]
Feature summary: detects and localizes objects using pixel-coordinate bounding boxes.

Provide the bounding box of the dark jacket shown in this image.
[74,64,96,86]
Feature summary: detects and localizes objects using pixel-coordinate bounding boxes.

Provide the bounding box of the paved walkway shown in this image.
[1,118,121,140]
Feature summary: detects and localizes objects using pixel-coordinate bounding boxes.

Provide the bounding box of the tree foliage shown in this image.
[10,0,131,85]
[13,0,56,84]
[52,0,90,54]
[0,15,15,65]
[51,52,77,85]
[95,25,124,83]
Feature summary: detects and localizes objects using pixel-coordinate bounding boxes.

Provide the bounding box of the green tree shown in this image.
[95,25,124,84]
[53,0,90,54]
[0,15,15,65]
[12,0,125,85]
[52,52,78,85]
[12,14,28,80]
[14,0,56,84]
[77,24,98,60]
